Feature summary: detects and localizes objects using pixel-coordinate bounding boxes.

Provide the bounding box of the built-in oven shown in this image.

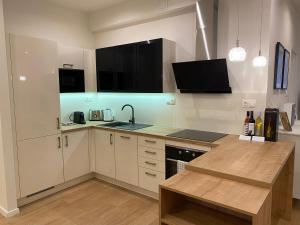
[59,68,85,93]
[165,145,206,179]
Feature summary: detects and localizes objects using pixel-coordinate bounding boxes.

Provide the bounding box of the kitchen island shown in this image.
[160,135,295,225]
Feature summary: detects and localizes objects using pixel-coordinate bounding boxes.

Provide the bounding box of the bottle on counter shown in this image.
[244,111,250,136]
[255,112,263,136]
[248,111,255,136]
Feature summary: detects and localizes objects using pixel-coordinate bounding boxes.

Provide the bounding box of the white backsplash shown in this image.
[60,92,267,135]
[60,93,175,126]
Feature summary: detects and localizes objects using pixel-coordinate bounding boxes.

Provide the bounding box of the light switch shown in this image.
[242,99,256,108]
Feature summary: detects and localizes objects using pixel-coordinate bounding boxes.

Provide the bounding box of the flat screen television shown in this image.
[172,59,232,93]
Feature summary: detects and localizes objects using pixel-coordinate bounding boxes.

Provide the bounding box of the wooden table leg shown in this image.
[271,149,295,222]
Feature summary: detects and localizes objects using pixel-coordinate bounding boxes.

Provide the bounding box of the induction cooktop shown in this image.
[167,129,227,143]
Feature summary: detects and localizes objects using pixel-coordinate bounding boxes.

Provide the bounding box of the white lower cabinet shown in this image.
[18,134,64,197]
[95,129,116,179]
[62,130,90,182]
[139,167,165,193]
[138,136,166,193]
[115,132,138,186]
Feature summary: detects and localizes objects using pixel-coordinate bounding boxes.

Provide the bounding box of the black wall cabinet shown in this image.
[96,39,164,93]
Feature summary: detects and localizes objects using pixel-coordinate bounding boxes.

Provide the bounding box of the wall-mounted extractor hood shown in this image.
[172,59,232,94]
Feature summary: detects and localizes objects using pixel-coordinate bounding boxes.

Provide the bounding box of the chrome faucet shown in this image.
[121,104,135,124]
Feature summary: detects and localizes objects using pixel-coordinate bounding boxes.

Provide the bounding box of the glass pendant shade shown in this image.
[228,46,247,62]
[253,55,267,67]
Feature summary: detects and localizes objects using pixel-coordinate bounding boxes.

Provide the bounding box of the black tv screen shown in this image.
[172,59,232,93]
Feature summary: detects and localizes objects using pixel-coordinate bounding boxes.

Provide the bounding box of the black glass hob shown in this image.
[167,129,227,143]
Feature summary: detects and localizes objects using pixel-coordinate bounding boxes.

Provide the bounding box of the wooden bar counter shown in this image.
[160,135,295,225]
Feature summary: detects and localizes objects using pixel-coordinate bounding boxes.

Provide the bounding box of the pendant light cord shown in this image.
[236,0,240,46]
[259,0,264,55]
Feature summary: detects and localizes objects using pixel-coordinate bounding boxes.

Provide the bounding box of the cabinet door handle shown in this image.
[120,135,130,140]
[110,133,113,145]
[65,135,69,147]
[58,137,61,149]
[56,117,60,130]
[145,150,156,155]
[145,140,156,144]
[145,172,157,177]
[145,161,157,166]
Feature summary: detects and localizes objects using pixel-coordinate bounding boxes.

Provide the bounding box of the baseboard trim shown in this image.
[0,206,20,218]
[94,173,159,200]
[17,173,94,207]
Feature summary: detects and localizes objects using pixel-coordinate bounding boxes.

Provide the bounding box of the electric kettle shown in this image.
[103,109,114,122]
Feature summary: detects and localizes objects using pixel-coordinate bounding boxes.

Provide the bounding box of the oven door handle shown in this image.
[166,158,182,163]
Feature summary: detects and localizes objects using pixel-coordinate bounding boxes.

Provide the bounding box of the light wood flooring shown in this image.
[0,179,299,225]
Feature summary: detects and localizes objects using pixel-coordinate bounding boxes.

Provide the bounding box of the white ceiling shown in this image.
[47,0,129,12]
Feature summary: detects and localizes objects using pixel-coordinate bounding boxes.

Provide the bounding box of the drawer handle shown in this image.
[110,133,113,145]
[120,136,130,140]
[145,161,157,166]
[145,172,157,177]
[58,137,61,149]
[65,135,69,147]
[145,140,156,144]
[145,150,156,155]
[56,117,60,130]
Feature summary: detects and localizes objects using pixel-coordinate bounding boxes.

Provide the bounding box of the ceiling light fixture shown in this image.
[253,0,267,67]
[229,0,246,62]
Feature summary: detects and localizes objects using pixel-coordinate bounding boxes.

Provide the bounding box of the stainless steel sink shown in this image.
[98,122,152,131]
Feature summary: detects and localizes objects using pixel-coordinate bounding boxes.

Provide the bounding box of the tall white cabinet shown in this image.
[9,34,62,197]
[9,34,61,141]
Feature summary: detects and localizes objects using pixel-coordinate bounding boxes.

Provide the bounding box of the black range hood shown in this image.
[172,59,232,94]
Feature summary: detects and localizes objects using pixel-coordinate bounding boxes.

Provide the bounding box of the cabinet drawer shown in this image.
[138,156,165,172]
[138,136,165,150]
[138,146,165,161]
[139,167,165,193]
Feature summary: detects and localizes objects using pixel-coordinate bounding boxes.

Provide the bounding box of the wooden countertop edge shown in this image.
[159,181,269,217]
[185,165,272,188]
[61,124,219,147]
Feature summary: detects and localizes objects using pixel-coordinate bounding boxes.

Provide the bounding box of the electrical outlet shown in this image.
[167,98,176,105]
[242,99,256,108]
[85,97,93,103]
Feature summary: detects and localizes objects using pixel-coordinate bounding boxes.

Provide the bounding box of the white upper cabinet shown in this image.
[58,45,84,69]
[95,129,116,179]
[84,49,97,92]
[62,130,90,182]
[9,34,61,140]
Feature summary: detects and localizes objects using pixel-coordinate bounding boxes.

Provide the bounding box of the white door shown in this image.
[63,130,90,182]
[95,130,116,178]
[18,134,64,197]
[58,45,84,69]
[115,132,138,185]
[9,34,61,140]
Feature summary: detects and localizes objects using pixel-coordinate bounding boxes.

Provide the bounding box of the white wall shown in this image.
[87,0,271,134]
[3,0,94,48]
[267,0,300,113]
[0,0,18,217]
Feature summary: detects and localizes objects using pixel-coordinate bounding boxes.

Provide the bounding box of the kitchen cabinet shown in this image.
[95,129,116,179]
[18,134,64,197]
[84,49,97,92]
[9,34,61,141]
[138,136,165,193]
[115,132,138,185]
[62,130,90,182]
[58,45,84,69]
[96,38,175,93]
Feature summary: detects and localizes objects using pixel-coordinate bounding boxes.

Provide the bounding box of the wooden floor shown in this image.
[0,179,299,225]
